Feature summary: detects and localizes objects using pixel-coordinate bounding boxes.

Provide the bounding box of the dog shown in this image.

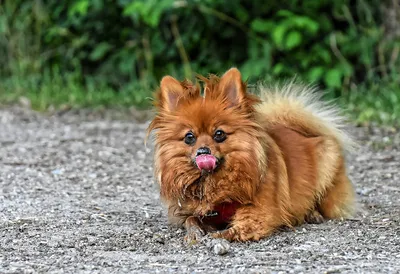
[147,67,355,242]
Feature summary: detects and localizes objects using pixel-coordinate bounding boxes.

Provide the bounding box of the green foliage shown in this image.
[0,0,399,125]
[341,80,400,127]
[0,69,150,111]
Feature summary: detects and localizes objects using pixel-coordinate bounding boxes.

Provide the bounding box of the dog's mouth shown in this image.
[193,155,222,173]
[182,155,222,200]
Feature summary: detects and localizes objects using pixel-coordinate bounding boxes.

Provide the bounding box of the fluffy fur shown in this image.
[147,68,355,242]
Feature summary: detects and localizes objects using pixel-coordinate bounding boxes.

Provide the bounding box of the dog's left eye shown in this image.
[184,132,196,145]
[214,130,226,143]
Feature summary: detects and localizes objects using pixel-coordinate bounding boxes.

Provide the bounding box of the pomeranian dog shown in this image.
[147,68,355,242]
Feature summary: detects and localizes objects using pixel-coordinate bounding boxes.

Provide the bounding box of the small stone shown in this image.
[19,96,31,108]
[211,239,230,256]
[384,173,392,179]
[87,236,97,246]
[153,234,165,244]
[88,173,97,179]
[51,169,63,175]
[357,187,375,196]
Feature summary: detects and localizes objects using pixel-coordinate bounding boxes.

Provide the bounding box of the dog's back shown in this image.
[256,83,355,222]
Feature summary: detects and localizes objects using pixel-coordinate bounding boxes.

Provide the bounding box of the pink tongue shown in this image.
[195,155,217,171]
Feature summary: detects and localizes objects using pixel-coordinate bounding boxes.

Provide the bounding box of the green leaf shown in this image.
[123,0,173,27]
[251,19,273,33]
[285,31,302,50]
[272,24,288,48]
[118,53,136,74]
[235,6,249,22]
[262,42,272,70]
[340,63,354,77]
[389,93,399,104]
[148,0,174,27]
[247,39,260,59]
[324,68,343,88]
[89,43,113,61]
[69,0,90,16]
[123,2,146,16]
[293,16,319,34]
[0,16,7,34]
[317,48,332,63]
[308,67,324,82]
[272,63,285,75]
[276,10,293,17]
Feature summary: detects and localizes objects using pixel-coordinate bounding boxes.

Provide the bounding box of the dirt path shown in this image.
[0,107,399,273]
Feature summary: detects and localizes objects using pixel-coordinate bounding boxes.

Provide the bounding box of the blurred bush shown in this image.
[0,0,399,106]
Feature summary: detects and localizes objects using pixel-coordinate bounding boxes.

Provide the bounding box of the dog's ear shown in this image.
[218,68,246,107]
[157,76,185,112]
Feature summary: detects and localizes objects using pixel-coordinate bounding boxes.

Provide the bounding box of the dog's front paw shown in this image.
[211,224,273,242]
[184,225,205,245]
[211,227,244,242]
[184,216,206,245]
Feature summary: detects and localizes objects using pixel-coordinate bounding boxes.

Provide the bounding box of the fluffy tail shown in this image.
[255,81,356,152]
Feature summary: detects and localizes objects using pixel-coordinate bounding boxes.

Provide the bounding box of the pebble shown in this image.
[51,169,63,175]
[210,239,230,256]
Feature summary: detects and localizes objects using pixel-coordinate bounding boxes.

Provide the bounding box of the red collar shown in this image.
[200,202,240,225]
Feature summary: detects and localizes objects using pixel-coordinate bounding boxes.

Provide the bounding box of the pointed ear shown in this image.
[218,68,245,107]
[158,76,185,112]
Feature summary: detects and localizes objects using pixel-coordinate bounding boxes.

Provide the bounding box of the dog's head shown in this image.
[147,68,265,206]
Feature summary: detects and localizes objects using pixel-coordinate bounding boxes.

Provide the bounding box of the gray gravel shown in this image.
[0,107,399,273]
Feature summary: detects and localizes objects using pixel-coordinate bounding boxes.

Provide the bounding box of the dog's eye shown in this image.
[214,130,226,143]
[184,132,196,145]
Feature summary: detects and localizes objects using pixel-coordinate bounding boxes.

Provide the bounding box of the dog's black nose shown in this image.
[196,147,211,156]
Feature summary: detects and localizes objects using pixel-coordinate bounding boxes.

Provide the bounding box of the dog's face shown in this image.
[148,68,264,207]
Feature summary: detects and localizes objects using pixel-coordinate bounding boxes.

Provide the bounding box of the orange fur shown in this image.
[147,68,355,242]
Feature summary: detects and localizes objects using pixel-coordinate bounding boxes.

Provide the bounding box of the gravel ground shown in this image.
[0,107,399,273]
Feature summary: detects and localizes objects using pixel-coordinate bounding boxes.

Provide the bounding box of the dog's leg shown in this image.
[211,205,281,242]
[311,135,354,220]
[318,165,355,219]
[184,216,205,244]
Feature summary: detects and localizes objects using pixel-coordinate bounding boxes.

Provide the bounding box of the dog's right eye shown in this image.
[184,132,196,145]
